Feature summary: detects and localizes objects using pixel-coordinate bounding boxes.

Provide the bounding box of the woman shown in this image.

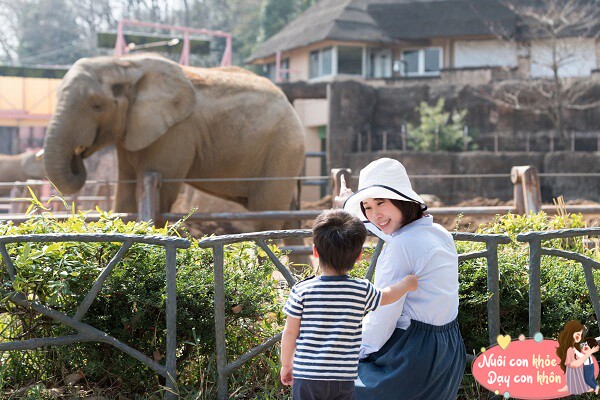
[340,158,466,399]
[556,320,598,395]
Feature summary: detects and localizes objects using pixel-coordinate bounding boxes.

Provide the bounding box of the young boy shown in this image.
[280,209,418,399]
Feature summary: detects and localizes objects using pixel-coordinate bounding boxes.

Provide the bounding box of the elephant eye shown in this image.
[91,103,104,112]
[112,83,125,97]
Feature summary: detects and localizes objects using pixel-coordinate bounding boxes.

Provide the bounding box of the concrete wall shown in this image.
[326,79,600,167]
[345,151,600,204]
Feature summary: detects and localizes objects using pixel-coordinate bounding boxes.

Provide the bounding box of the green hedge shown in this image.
[0,207,284,397]
[1,201,599,398]
[457,211,600,354]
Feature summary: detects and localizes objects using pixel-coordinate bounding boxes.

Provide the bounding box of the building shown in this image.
[246,0,600,201]
[248,0,600,82]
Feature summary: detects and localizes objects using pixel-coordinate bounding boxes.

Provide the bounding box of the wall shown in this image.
[454,39,517,68]
[530,38,598,78]
[325,78,600,168]
[345,151,600,204]
[294,99,329,201]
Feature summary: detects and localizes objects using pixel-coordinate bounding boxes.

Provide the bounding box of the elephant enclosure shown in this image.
[178,193,600,239]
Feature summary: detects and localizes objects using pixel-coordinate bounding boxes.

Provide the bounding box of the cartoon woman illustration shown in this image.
[556,320,599,395]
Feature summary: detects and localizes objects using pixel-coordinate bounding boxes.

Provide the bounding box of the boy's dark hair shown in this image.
[360,199,424,229]
[313,209,367,274]
[586,337,598,347]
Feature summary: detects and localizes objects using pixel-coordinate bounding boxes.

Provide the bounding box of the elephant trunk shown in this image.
[43,115,87,195]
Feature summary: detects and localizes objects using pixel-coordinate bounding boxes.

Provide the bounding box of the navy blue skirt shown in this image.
[355,318,466,400]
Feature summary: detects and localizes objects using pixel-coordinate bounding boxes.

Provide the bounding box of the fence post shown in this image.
[104,181,112,211]
[401,124,407,151]
[8,185,23,214]
[511,166,542,214]
[138,172,161,222]
[331,168,352,208]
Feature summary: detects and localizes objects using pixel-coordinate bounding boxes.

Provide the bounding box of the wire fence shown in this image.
[1,171,599,219]
[356,129,600,153]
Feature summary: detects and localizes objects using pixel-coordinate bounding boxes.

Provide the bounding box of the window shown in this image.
[309,51,320,78]
[262,58,289,82]
[322,47,332,76]
[401,48,442,77]
[338,46,363,75]
[309,47,334,79]
[369,49,392,78]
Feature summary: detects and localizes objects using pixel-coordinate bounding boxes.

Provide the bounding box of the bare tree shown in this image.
[483,0,600,142]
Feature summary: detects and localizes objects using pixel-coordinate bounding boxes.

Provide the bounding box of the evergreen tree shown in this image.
[17,0,85,65]
[260,0,317,41]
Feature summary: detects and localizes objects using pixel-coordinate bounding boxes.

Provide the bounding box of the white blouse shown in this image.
[360,215,460,358]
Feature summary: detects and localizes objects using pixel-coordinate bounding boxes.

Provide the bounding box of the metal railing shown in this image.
[196,229,511,400]
[517,227,600,337]
[1,228,600,399]
[0,233,190,400]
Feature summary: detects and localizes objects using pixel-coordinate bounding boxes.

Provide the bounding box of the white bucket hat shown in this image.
[343,158,427,220]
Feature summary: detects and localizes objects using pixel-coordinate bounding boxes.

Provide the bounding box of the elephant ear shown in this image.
[124,57,196,151]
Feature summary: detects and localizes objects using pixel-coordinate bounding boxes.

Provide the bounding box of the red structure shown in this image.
[114,19,232,67]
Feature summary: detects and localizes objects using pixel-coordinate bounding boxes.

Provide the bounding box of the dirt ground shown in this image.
[178,190,600,238]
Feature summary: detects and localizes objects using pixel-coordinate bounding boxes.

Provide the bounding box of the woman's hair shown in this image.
[360,199,424,228]
[556,320,585,372]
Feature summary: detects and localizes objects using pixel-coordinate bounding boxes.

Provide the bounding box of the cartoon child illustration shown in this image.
[556,320,599,395]
[580,337,600,394]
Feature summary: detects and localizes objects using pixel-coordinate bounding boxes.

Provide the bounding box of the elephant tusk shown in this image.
[74,145,87,155]
[35,149,45,159]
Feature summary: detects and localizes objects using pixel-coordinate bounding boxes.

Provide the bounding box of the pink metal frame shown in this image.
[276,50,299,83]
[114,19,232,67]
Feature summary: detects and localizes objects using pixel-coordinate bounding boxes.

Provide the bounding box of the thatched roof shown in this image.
[367,0,516,40]
[247,0,599,63]
[247,0,392,63]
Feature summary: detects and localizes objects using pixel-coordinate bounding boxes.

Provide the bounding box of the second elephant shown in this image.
[0,150,46,196]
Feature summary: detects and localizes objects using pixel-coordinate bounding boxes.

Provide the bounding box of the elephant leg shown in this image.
[114,146,137,213]
[248,180,311,273]
[247,179,298,232]
[159,181,183,213]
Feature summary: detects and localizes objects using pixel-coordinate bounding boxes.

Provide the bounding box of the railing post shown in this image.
[331,168,352,207]
[165,244,178,400]
[213,244,228,400]
[528,237,542,337]
[486,240,501,345]
[511,166,541,214]
[138,172,161,222]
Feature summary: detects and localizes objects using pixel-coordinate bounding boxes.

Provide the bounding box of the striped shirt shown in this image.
[283,275,381,381]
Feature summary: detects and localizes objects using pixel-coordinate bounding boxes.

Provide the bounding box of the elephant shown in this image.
[0,150,46,196]
[42,54,306,231]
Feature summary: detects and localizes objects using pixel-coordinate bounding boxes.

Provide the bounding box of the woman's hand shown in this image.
[333,175,353,208]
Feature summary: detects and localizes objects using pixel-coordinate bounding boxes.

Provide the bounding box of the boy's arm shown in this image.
[280,316,301,386]
[380,274,418,306]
